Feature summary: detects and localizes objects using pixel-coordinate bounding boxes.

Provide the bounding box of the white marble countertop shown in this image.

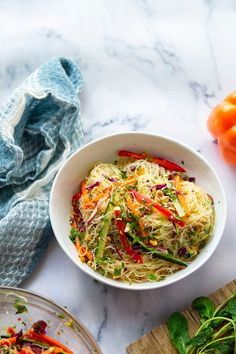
[1,1,236,353]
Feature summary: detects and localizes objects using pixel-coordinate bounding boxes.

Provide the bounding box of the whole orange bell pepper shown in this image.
[208,91,236,164]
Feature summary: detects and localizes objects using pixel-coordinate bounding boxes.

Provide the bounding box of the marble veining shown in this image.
[0,0,236,353]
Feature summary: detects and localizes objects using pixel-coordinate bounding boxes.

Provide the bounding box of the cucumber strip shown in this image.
[95,195,114,260]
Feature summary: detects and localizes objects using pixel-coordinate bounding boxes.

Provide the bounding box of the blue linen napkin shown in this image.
[0,57,84,286]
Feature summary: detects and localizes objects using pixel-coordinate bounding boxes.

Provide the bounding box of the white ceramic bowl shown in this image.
[49,132,226,290]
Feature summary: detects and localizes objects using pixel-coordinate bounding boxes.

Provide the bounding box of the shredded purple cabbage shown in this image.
[108,177,117,182]
[23,343,43,353]
[189,177,196,183]
[85,181,100,190]
[13,329,23,344]
[129,164,136,172]
[148,183,166,191]
[178,247,187,257]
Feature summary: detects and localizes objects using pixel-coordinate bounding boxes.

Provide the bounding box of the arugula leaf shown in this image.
[192,296,215,323]
[167,312,190,354]
[15,299,28,314]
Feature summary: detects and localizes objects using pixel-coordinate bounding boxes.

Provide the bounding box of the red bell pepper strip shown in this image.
[118,150,186,172]
[131,190,185,227]
[114,206,143,263]
[72,191,82,203]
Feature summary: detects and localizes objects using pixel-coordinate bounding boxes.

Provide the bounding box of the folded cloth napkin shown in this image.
[0,57,84,286]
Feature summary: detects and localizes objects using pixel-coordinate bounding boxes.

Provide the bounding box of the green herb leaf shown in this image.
[187,326,213,347]
[15,299,28,314]
[203,338,234,353]
[147,274,157,282]
[113,268,122,277]
[167,312,190,354]
[69,228,84,243]
[219,298,236,322]
[192,296,215,323]
[120,205,127,219]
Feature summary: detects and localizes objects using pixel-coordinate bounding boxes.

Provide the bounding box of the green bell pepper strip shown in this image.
[127,230,188,267]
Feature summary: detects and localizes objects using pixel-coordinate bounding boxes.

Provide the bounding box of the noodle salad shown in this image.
[0,320,73,354]
[69,150,214,284]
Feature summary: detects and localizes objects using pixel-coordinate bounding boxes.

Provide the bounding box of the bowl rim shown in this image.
[0,286,102,353]
[49,131,227,291]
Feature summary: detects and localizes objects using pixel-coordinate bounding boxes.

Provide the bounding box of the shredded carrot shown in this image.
[26,332,73,354]
[0,337,17,346]
[20,347,35,354]
[75,237,93,261]
[122,177,137,186]
[83,201,95,209]
[81,180,90,204]
[126,195,147,237]
[44,347,68,354]
[173,176,189,215]
[91,186,112,202]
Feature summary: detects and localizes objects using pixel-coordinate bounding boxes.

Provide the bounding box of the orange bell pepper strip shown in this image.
[208,91,236,164]
[173,176,190,215]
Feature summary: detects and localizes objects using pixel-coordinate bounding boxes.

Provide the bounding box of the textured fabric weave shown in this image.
[0,57,84,286]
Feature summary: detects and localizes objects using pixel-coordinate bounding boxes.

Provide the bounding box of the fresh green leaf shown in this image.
[58,313,65,319]
[121,171,127,180]
[203,337,234,353]
[69,228,85,243]
[167,312,190,354]
[187,326,213,347]
[113,268,122,277]
[219,298,236,322]
[192,297,215,323]
[14,299,28,314]
[147,274,157,281]
[69,228,79,242]
[120,205,127,219]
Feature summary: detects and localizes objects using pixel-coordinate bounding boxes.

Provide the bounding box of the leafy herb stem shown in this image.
[212,321,232,340]
[213,292,236,317]
[198,335,235,354]
[193,316,233,337]
[186,316,234,354]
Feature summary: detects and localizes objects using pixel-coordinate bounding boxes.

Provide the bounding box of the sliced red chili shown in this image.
[131,190,185,227]
[118,150,186,172]
[114,206,143,263]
